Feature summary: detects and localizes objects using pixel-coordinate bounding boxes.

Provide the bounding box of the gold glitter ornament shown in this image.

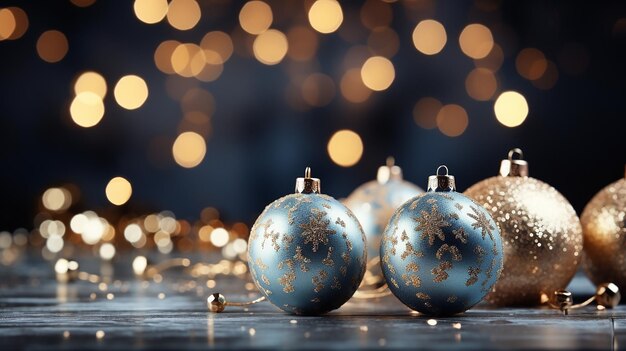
[581,166,626,289]
[464,149,583,306]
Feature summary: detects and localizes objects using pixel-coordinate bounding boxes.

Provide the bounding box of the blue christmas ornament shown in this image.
[381,166,503,316]
[344,157,422,286]
[247,168,366,315]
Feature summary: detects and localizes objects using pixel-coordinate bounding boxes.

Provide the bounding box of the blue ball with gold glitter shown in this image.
[248,168,366,315]
[381,166,503,316]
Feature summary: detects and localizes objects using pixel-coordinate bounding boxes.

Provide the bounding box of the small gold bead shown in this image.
[207,293,226,313]
[596,283,621,308]
[553,289,573,312]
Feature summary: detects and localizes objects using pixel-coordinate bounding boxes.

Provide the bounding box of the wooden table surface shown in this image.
[0,253,621,350]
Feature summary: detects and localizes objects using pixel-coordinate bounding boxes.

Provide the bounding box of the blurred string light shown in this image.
[308,0,343,34]
[74,71,107,98]
[413,97,441,130]
[114,75,148,110]
[494,91,529,127]
[340,68,371,103]
[361,56,395,91]
[327,130,363,167]
[465,68,498,101]
[239,1,273,35]
[70,0,96,7]
[287,26,318,62]
[172,131,206,168]
[459,23,494,59]
[412,19,447,55]
[70,92,105,128]
[36,30,68,63]
[133,0,168,24]
[474,43,504,72]
[436,104,468,137]
[0,7,28,41]
[253,29,288,65]
[166,0,201,31]
[42,187,73,212]
[368,26,400,58]
[105,176,132,206]
[301,73,336,107]
[516,48,547,80]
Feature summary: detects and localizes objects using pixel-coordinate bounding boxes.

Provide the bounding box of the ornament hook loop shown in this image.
[428,165,455,192]
[436,165,449,176]
[296,167,321,194]
[508,148,524,161]
[500,148,529,177]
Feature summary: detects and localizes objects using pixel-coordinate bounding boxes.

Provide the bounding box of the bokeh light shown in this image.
[360,0,392,30]
[436,104,469,137]
[154,40,180,74]
[474,43,504,72]
[361,56,395,91]
[105,177,133,206]
[0,8,16,40]
[413,97,442,129]
[516,48,548,80]
[368,27,400,58]
[287,26,318,62]
[308,0,343,34]
[494,91,529,127]
[210,227,229,247]
[532,60,559,90]
[340,68,372,103]
[200,31,234,64]
[167,0,201,31]
[239,1,273,35]
[327,130,363,167]
[301,73,336,107]
[172,131,206,168]
[253,29,288,65]
[36,30,68,63]
[0,7,28,41]
[412,19,447,55]
[114,75,148,110]
[133,0,168,24]
[70,92,105,128]
[459,23,494,59]
[99,243,116,260]
[465,68,498,101]
[74,71,107,99]
[42,187,72,212]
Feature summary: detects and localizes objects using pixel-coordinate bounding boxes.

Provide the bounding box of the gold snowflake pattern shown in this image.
[279,271,296,293]
[405,262,419,272]
[312,270,328,293]
[390,277,399,289]
[255,258,268,270]
[331,276,341,290]
[454,203,464,211]
[474,245,486,264]
[447,295,458,303]
[432,261,453,282]
[390,235,398,255]
[435,244,462,261]
[400,242,424,260]
[467,205,495,242]
[261,274,270,286]
[466,266,480,286]
[322,246,335,267]
[481,257,498,292]
[382,253,396,274]
[335,217,346,228]
[299,208,336,252]
[453,227,468,244]
[293,246,311,272]
[401,273,421,287]
[414,204,450,246]
[340,265,347,276]
[416,292,430,300]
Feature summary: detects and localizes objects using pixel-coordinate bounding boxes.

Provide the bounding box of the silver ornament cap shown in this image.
[427,165,456,192]
[376,157,403,184]
[499,148,529,177]
[295,167,321,194]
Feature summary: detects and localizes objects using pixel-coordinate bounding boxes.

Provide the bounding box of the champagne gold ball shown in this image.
[581,177,626,291]
[465,176,583,306]
[207,293,226,313]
